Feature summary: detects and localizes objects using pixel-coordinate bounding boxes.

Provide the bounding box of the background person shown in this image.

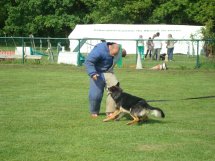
[166,34,177,61]
[152,32,162,61]
[145,37,153,59]
[85,42,123,118]
[137,35,145,59]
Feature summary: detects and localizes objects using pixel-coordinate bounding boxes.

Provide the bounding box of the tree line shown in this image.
[0,0,214,39]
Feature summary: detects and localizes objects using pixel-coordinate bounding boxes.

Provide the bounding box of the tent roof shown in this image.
[68,24,203,40]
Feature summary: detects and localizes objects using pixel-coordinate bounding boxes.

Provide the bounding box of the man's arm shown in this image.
[85,48,100,78]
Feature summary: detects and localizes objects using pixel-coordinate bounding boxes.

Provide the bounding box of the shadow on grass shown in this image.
[147,95,215,103]
[101,113,167,126]
[137,119,166,126]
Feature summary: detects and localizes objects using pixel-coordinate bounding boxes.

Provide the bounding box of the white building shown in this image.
[68,24,204,55]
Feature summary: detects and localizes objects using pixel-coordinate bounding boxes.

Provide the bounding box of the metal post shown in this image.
[136,40,138,62]
[40,39,42,52]
[196,40,200,68]
[22,37,25,64]
[77,39,81,66]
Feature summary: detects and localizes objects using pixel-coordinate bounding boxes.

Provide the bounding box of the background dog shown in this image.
[103,86,165,125]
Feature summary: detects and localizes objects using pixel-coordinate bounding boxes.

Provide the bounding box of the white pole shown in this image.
[136,53,143,69]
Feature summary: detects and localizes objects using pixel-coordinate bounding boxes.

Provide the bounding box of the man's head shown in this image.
[168,34,172,38]
[108,43,120,56]
[122,48,127,57]
[156,32,160,37]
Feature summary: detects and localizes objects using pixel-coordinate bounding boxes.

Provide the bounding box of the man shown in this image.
[85,42,123,118]
[152,32,162,61]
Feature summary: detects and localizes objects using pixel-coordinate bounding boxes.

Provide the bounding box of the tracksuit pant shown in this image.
[89,73,118,114]
[138,46,145,59]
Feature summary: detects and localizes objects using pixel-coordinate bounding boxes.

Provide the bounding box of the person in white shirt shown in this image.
[152,32,162,61]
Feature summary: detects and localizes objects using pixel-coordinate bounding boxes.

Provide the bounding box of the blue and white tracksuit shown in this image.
[85,42,120,114]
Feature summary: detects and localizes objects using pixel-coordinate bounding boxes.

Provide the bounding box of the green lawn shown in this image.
[0,64,215,161]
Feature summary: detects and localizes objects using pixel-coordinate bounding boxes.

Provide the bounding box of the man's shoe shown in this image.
[91,114,98,118]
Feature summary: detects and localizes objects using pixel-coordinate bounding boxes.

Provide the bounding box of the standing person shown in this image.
[166,34,176,61]
[152,32,162,61]
[29,33,36,49]
[85,42,123,118]
[137,35,145,59]
[145,37,153,59]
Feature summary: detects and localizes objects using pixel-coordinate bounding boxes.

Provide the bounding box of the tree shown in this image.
[150,0,196,24]
[2,0,90,37]
[0,0,12,36]
[84,0,155,24]
[0,0,214,39]
[187,0,215,55]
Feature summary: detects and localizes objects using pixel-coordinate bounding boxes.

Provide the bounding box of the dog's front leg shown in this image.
[103,109,121,122]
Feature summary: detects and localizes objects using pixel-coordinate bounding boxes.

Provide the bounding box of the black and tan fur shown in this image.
[103,86,165,125]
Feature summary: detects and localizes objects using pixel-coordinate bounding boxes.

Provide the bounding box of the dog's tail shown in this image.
[148,106,165,118]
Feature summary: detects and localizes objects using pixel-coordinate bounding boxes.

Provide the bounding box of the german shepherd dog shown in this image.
[103,86,165,125]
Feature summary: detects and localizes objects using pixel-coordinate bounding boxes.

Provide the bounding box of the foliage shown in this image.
[0,0,214,38]
[150,0,191,24]
[1,0,89,37]
[85,0,155,24]
[188,0,215,55]
[201,20,215,56]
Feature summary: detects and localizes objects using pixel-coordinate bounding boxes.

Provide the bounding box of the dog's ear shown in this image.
[116,86,123,92]
[116,82,120,87]
[114,85,123,92]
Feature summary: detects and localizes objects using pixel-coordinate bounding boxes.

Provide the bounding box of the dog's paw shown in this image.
[103,117,113,122]
[103,118,109,122]
[126,120,139,125]
[126,122,133,125]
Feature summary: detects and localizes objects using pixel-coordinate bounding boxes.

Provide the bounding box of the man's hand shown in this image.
[92,74,99,80]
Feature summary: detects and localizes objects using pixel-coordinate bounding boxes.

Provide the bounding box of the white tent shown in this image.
[68,24,204,55]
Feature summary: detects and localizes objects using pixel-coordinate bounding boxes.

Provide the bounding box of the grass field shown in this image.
[0,63,215,161]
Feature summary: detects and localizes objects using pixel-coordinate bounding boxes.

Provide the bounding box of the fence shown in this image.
[0,37,214,69]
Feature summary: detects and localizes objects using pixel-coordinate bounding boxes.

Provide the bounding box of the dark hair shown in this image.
[107,42,116,45]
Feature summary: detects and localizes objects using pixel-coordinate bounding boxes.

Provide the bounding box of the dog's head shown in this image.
[108,85,123,100]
